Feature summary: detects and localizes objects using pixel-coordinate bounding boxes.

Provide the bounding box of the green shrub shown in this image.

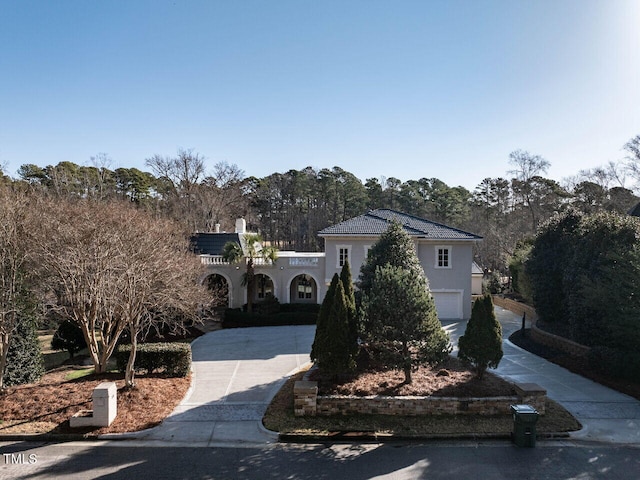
[51,320,86,359]
[279,303,321,314]
[222,307,318,328]
[458,294,503,379]
[588,346,640,382]
[116,342,191,377]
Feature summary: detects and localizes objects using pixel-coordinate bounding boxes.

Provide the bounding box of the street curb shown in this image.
[277,431,571,444]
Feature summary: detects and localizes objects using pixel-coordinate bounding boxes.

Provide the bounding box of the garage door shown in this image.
[432,291,463,320]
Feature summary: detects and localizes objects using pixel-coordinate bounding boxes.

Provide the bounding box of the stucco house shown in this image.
[193,210,482,320]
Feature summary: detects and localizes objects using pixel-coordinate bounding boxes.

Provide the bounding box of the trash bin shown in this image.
[510,404,539,447]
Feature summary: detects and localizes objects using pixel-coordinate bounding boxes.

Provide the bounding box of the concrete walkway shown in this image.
[124,307,640,446]
[126,325,315,446]
[443,307,640,444]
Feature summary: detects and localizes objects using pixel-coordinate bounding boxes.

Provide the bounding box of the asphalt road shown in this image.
[2,440,639,480]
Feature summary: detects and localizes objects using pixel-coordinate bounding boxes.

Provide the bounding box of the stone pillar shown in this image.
[294,381,318,417]
[515,383,547,414]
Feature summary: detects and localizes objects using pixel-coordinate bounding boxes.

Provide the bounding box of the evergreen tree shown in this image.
[339,260,358,357]
[310,274,338,363]
[360,264,451,384]
[321,277,356,375]
[357,220,424,294]
[458,294,503,380]
[4,309,44,387]
[311,273,357,374]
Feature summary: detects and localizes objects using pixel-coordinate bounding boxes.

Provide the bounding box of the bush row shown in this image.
[116,342,191,377]
[222,309,318,328]
[588,346,640,382]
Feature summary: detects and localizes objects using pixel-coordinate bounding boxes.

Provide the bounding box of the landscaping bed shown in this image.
[263,368,581,438]
[0,367,190,436]
[311,356,516,398]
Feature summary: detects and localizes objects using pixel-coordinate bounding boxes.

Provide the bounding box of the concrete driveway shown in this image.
[443,307,640,444]
[127,325,315,446]
[124,307,640,446]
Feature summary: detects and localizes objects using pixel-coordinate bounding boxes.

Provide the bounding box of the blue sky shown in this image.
[1,0,639,190]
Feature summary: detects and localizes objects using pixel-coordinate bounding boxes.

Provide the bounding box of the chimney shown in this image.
[215,223,221,233]
[235,218,246,234]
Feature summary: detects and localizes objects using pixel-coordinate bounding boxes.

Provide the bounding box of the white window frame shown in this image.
[435,245,452,269]
[336,245,351,268]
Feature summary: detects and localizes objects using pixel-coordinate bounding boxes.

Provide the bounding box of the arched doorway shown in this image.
[206,274,229,308]
[290,274,317,304]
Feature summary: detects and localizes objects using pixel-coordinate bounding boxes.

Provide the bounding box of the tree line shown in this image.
[5,135,640,274]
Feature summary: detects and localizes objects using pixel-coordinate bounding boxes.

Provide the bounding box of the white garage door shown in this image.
[432,291,463,320]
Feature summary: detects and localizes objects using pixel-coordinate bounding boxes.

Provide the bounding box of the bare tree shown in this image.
[0,186,34,389]
[34,198,210,386]
[145,148,207,231]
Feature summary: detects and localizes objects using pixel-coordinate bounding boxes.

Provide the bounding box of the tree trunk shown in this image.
[402,342,412,384]
[246,260,255,314]
[0,335,9,390]
[125,333,138,388]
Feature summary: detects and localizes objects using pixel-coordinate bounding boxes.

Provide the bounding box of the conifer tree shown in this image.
[458,294,503,379]
[310,274,338,363]
[311,273,357,374]
[361,264,450,383]
[339,260,358,357]
[321,278,356,375]
[4,309,44,387]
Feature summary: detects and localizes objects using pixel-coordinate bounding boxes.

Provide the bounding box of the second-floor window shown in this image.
[337,245,350,267]
[436,246,451,268]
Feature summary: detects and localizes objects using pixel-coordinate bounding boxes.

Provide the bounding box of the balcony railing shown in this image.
[200,251,325,267]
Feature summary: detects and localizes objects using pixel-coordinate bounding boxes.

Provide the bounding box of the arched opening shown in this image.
[253,274,274,302]
[290,274,317,304]
[206,274,229,308]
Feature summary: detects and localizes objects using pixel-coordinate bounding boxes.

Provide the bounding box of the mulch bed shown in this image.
[310,356,516,398]
[0,368,190,436]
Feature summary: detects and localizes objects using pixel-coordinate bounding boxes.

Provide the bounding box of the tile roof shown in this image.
[318,209,482,241]
[190,232,242,255]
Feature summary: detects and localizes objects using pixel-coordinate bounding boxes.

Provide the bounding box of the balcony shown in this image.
[200,251,325,267]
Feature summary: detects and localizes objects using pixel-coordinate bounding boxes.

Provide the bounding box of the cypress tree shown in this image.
[310,274,338,363]
[322,278,356,375]
[458,294,503,379]
[4,310,45,387]
[339,260,358,357]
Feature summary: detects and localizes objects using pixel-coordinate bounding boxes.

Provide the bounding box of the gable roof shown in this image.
[318,209,482,241]
[190,232,242,255]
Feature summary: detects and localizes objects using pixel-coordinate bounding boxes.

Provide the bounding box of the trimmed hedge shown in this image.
[116,342,192,377]
[588,346,640,382]
[222,307,318,328]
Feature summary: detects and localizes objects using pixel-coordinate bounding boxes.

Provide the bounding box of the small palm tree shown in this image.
[222,233,278,313]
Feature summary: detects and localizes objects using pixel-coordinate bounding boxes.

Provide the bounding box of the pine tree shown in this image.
[357,220,424,294]
[458,294,503,379]
[361,264,451,383]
